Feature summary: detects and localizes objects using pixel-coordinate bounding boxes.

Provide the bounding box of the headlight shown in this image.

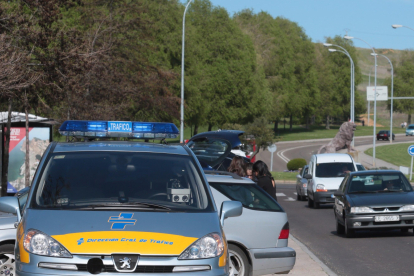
[401,205,414,211]
[350,207,374,213]
[24,229,72,258]
[316,184,327,192]
[178,233,224,260]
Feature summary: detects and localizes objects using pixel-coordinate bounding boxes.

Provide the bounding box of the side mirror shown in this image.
[334,191,344,197]
[304,174,312,180]
[220,201,243,227]
[296,175,302,179]
[0,197,21,222]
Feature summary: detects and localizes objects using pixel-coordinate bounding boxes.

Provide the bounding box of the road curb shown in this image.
[276,133,405,144]
[290,235,338,276]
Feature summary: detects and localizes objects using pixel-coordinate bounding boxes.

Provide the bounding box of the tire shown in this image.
[296,191,300,200]
[314,202,320,209]
[308,196,314,208]
[0,244,15,276]
[344,218,355,238]
[336,219,345,235]
[229,244,251,276]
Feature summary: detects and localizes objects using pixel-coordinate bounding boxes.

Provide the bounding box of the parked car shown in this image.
[296,165,309,200]
[305,153,357,209]
[0,120,243,276]
[333,170,414,238]
[188,130,250,171]
[205,171,296,276]
[376,130,395,140]
[406,124,414,136]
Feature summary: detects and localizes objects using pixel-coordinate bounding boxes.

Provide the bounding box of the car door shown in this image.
[335,175,349,223]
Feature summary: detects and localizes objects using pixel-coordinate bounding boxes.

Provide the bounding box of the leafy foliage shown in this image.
[287,158,307,171]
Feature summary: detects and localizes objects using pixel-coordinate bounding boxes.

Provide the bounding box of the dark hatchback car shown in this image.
[334,170,414,237]
[187,130,249,171]
[376,130,395,141]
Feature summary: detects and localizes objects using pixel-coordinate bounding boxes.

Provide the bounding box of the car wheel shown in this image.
[296,191,301,200]
[393,137,395,140]
[229,244,251,276]
[0,244,15,276]
[308,196,314,208]
[314,202,320,209]
[377,138,379,140]
[344,218,355,238]
[336,219,345,235]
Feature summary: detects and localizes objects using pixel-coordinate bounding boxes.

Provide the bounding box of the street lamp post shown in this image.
[324,44,355,146]
[323,44,355,121]
[180,0,194,143]
[392,24,414,32]
[344,36,378,167]
[367,66,375,127]
[377,54,394,144]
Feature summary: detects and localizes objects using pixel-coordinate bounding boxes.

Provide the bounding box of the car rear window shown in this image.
[348,173,413,193]
[210,182,282,212]
[32,152,213,212]
[315,162,355,178]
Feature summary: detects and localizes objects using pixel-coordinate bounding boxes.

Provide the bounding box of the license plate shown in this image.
[375,215,400,222]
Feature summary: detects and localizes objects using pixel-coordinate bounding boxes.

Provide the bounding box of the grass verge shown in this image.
[271,171,298,181]
[365,142,413,168]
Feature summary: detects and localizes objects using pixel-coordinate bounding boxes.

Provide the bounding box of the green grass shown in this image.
[365,142,414,168]
[271,171,298,181]
[275,125,405,142]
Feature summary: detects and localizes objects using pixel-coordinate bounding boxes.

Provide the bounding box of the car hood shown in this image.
[348,192,414,207]
[22,209,219,255]
[313,177,344,190]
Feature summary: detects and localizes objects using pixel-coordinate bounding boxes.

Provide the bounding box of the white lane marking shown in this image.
[284,197,296,201]
[276,144,323,163]
[276,193,286,197]
[293,192,297,195]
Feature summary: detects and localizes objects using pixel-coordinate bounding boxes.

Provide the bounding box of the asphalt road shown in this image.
[257,135,414,172]
[277,184,414,276]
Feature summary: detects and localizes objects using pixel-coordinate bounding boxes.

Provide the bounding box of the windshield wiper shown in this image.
[349,190,377,194]
[377,190,403,193]
[75,202,171,211]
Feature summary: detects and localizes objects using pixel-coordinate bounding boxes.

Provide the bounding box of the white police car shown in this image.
[0,121,243,276]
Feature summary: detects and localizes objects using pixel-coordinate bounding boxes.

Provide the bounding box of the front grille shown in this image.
[373,221,401,225]
[372,207,400,212]
[76,264,174,273]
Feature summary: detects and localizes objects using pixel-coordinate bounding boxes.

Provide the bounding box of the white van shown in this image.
[305,153,357,208]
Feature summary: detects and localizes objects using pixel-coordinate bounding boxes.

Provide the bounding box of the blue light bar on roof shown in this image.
[59,120,179,139]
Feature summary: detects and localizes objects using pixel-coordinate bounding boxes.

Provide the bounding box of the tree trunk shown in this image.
[305,116,310,130]
[193,124,199,136]
[25,93,30,187]
[408,114,412,125]
[326,115,330,130]
[283,118,286,130]
[274,119,279,134]
[208,124,212,132]
[289,114,293,131]
[1,100,12,196]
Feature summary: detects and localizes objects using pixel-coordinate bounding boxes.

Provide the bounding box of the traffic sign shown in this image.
[408,145,414,156]
[366,86,388,101]
[267,144,277,153]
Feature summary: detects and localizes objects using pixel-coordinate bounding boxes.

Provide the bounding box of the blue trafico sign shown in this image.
[108,122,132,132]
[408,145,414,156]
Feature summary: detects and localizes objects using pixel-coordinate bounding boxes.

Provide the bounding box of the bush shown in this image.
[287,158,307,171]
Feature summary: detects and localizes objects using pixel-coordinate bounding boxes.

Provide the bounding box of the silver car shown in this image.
[295,165,309,201]
[206,171,296,276]
[0,120,244,276]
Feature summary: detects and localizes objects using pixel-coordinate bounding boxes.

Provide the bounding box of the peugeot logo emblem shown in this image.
[384,208,389,212]
[119,257,131,269]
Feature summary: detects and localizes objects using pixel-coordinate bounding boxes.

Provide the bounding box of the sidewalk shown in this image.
[263,235,335,276]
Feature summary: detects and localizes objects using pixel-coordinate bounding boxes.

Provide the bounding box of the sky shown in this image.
[204,0,414,50]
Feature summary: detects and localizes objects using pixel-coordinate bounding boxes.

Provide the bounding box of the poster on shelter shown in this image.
[5,127,50,193]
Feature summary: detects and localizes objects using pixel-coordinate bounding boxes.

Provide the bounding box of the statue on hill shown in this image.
[318,121,357,154]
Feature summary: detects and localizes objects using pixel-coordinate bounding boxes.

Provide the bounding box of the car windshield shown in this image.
[409,126,414,130]
[209,182,282,212]
[348,173,413,193]
[315,162,355,177]
[32,152,212,212]
[356,164,366,171]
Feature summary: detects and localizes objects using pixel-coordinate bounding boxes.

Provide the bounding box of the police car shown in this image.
[0,121,243,276]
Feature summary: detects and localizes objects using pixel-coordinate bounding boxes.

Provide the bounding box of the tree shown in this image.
[385,50,414,123]
[243,117,276,160]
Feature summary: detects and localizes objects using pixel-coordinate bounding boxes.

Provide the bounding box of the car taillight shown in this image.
[278,222,289,239]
